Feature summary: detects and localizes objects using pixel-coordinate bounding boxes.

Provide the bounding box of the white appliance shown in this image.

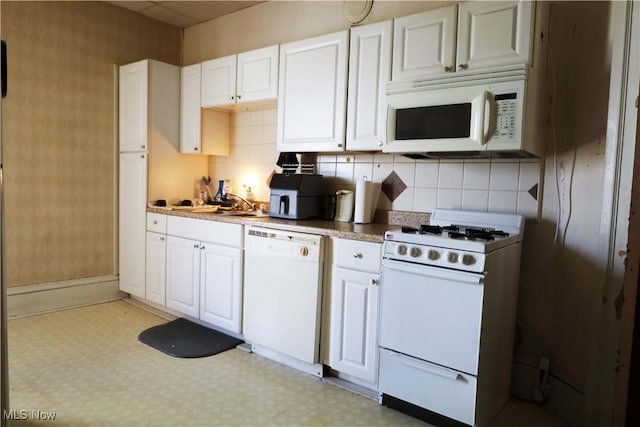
[378,209,524,427]
[384,65,543,158]
[243,226,324,368]
[334,190,354,222]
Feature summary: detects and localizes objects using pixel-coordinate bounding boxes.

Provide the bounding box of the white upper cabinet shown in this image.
[236,45,279,104]
[456,1,533,71]
[119,61,149,152]
[201,55,237,107]
[392,1,533,80]
[180,63,203,154]
[277,30,349,152]
[201,45,279,108]
[346,20,393,151]
[181,63,230,156]
[392,6,457,80]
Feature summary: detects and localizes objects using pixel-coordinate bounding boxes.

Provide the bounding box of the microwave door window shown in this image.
[395,103,471,140]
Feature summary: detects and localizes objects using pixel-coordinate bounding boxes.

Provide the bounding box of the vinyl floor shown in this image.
[6,300,567,427]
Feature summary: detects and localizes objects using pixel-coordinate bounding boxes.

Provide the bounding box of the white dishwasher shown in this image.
[242,226,324,365]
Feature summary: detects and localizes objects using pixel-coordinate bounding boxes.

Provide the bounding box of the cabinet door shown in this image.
[392,6,457,80]
[201,55,237,107]
[347,21,392,151]
[330,267,380,384]
[277,30,348,152]
[200,245,243,333]
[146,231,166,306]
[456,1,533,71]
[180,64,202,154]
[237,45,279,104]
[119,152,147,298]
[119,60,148,152]
[166,236,201,318]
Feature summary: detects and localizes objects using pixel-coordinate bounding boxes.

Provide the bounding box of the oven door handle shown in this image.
[382,259,484,284]
[389,352,462,381]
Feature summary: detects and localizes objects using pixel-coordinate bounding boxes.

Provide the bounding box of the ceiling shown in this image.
[106,1,267,29]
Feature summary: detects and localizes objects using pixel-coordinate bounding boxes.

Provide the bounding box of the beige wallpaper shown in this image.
[0,1,180,287]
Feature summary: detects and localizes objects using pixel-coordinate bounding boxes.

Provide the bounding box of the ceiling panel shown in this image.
[106,1,266,28]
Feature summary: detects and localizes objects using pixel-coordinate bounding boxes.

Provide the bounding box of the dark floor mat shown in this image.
[138,318,244,358]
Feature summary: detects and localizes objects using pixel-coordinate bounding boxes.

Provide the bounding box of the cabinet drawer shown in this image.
[335,239,381,273]
[167,216,242,248]
[146,213,167,233]
[379,348,476,426]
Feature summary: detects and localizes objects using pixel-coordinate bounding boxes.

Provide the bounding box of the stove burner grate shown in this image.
[399,223,511,241]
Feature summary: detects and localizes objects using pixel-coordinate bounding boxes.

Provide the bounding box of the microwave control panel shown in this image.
[493,93,518,141]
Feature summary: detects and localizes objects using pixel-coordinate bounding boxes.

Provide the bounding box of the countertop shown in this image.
[146,207,410,243]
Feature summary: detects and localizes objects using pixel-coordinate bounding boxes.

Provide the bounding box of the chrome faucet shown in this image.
[225,193,255,211]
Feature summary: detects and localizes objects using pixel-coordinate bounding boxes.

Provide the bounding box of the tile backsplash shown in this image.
[209,107,541,220]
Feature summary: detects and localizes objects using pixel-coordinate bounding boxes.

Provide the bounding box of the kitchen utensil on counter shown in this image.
[335,190,354,222]
[276,152,299,175]
[215,179,224,202]
[354,179,381,224]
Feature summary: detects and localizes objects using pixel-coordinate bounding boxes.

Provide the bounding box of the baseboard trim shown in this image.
[7,275,125,318]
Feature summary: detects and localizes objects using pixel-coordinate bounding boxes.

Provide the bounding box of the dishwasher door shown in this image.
[242,226,324,364]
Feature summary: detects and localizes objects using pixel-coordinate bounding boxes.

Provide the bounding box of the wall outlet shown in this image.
[533,357,551,402]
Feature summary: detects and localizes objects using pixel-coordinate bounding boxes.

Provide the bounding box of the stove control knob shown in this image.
[397,244,408,256]
[447,252,459,263]
[427,249,439,260]
[461,254,475,265]
[409,247,422,258]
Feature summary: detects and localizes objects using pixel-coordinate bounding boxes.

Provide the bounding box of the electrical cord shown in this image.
[543,35,577,248]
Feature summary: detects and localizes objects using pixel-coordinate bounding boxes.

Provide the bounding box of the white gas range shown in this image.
[378,209,524,427]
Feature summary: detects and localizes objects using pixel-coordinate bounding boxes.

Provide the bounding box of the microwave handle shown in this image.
[470,91,489,145]
[479,90,490,144]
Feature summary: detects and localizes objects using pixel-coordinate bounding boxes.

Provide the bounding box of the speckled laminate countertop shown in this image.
[147,207,430,243]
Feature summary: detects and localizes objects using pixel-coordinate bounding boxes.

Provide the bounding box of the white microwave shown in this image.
[384,66,543,158]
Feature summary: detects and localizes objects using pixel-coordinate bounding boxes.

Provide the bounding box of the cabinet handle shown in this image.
[194,147,199,151]
[444,66,453,72]
[236,94,241,100]
[140,154,145,159]
[337,143,344,148]
[300,247,309,256]
[153,220,157,225]
[193,244,199,249]
[229,95,235,101]
[141,145,146,149]
[200,245,205,250]
[370,278,378,286]
[160,237,165,241]
[378,140,383,147]
[458,63,468,70]
[353,252,363,259]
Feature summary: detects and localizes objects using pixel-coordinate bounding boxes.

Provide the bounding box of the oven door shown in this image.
[384,84,491,153]
[379,259,484,375]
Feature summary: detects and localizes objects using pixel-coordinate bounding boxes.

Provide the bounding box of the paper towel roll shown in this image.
[354,180,381,224]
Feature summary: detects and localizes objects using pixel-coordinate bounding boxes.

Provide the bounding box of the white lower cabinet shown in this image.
[146,232,166,305]
[166,235,202,318]
[329,238,382,386]
[200,244,243,333]
[165,217,243,333]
